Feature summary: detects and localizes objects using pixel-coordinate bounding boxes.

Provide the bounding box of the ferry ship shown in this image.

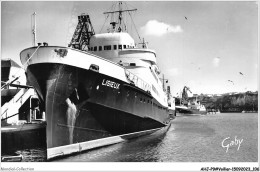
[20,2,175,160]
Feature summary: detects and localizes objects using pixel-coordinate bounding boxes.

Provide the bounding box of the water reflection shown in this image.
[56,126,169,162]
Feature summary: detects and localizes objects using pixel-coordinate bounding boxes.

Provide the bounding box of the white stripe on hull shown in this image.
[47,124,170,160]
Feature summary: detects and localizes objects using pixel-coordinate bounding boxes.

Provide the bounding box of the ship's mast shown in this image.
[138,38,149,48]
[163,74,165,91]
[160,74,168,92]
[32,12,37,46]
[103,1,137,32]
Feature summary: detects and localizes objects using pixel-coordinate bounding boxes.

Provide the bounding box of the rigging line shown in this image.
[100,2,116,33]
[1,44,41,90]
[120,13,127,32]
[99,14,109,33]
[123,2,130,33]
[110,4,114,27]
[124,1,136,11]
[22,44,41,70]
[127,10,141,42]
[111,2,116,23]
[121,2,127,31]
[124,2,141,42]
[123,12,129,31]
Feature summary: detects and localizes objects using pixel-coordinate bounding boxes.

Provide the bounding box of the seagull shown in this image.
[185,16,188,20]
[239,72,244,75]
[228,80,234,85]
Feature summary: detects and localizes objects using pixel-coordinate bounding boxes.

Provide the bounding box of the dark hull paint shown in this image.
[176,108,207,116]
[26,63,173,153]
[220,110,243,113]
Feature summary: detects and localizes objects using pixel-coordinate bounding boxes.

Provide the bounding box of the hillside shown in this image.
[198,91,258,112]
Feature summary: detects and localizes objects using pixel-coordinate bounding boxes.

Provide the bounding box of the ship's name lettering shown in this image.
[102,79,120,89]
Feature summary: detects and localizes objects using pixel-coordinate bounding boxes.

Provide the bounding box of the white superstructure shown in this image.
[89,31,168,107]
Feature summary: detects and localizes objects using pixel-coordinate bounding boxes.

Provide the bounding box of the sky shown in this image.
[1,1,259,96]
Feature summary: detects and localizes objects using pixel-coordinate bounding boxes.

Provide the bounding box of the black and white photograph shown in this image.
[1,1,259,171]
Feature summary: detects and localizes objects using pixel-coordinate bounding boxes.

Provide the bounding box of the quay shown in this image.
[1,121,46,159]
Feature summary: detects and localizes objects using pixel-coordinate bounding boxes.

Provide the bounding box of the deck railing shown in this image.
[125,69,151,93]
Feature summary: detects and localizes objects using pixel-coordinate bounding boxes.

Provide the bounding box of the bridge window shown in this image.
[94,46,97,51]
[130,63,136,66]
[119,45,122,49]
[123,45,126,49]
[99,46,102,51]
[114,45,117,50]
[104,45,111,50]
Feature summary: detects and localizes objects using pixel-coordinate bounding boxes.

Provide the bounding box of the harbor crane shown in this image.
[68,14,95,51]
[181,86,192,105]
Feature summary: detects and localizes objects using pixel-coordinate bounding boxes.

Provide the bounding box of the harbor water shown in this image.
[17,113,258,162]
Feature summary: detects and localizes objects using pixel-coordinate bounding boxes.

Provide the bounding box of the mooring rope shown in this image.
[1,44,41,90]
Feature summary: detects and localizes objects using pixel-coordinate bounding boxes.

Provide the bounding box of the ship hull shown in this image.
[176,108,207,116]
[23,47,172,159]
[220,110,243,113]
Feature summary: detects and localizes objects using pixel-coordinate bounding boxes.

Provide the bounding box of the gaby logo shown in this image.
[102,79,120,89]
[221,136,243,153]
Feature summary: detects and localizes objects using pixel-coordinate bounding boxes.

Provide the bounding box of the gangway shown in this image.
[1,88,40,125]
